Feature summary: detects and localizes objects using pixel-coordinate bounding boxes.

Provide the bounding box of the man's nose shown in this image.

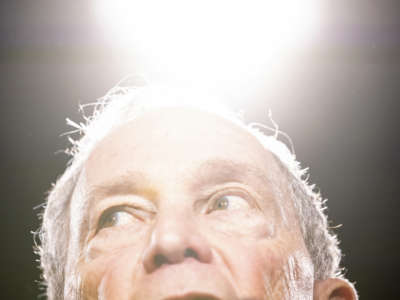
[142,212,213,273]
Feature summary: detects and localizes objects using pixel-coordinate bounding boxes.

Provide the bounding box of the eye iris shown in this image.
[104,213,118,227]
[99,210,133,229]
[214,196,229,210]
[100,212,118,228]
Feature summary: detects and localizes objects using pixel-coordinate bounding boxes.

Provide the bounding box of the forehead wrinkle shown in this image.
[189,158,275,193]
[86,170,159,208]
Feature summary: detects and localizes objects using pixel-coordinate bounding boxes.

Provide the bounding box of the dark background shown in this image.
[1,1,399,299]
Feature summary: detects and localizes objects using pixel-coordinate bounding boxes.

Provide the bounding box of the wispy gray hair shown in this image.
[35,82,343,299]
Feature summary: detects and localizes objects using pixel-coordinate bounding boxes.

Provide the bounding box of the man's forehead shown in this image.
[84,107,283,186]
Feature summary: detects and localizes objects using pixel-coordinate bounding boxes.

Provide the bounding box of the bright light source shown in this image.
[95,0,320,87]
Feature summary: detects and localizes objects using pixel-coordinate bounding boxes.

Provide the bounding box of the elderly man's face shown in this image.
[69,108,315,299]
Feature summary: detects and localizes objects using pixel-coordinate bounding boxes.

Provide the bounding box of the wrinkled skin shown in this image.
[64,108,352,300]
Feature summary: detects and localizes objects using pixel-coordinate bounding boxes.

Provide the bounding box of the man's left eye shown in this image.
[209,194,250,212]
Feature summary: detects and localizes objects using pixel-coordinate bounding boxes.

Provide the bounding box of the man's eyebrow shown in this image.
[190,158,272,190]
[86,159,273,206]
[87,171,157,206]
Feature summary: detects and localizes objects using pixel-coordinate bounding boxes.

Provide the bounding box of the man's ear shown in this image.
[313,278,358,300]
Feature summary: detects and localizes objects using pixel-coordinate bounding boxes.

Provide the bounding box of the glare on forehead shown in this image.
[86,107,282,185]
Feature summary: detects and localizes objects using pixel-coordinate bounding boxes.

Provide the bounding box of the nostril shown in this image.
[184,248,198,259]
[154,254,168,267]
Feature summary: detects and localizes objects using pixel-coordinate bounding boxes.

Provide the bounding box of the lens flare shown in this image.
[95,0,320,86]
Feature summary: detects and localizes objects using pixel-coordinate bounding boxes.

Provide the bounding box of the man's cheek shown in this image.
[211,238,280,299]
[84,225,147,260]
[233,240,300,299]
[97,259,139,300]
[79,258,107,300]
[256,243,314,300]
[79,244,144,300]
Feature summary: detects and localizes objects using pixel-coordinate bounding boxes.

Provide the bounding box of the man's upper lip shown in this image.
[163,292,222,300]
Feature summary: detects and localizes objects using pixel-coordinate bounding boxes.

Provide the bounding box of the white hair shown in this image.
[36,83,344,299]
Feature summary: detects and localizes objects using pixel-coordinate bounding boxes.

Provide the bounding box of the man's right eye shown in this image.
[98,208,135,230]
